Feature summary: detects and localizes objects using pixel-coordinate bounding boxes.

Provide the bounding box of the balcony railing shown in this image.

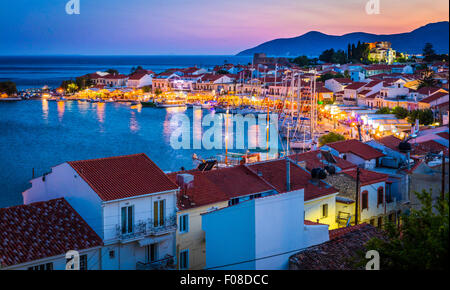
[115,215,177,241]
[136,255,176,270]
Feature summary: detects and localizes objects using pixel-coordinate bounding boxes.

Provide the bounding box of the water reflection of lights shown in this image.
[166,107,187,114]
[77,100,89,115]
[129,111,140,133]
[193,108,202,145]
[42,99,48,120]
[57,101,65,121]
[96,103,105,124]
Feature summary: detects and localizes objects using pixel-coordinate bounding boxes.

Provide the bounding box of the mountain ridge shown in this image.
[237,21,449,57]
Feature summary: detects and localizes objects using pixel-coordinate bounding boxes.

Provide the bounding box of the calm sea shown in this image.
[0,100,279,207]
[0,55,252,90]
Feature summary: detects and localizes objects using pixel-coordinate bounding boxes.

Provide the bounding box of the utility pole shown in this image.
[442,153,446,200]
[355,167,360,225]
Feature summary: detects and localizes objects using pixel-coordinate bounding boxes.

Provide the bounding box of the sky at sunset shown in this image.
[0,0,448,55]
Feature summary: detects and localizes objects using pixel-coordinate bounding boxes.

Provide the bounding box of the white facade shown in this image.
[127,74,153,88]
[22,162,178,270]
[202,190,329,270]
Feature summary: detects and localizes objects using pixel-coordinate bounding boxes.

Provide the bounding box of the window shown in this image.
[179,249,189,270]
[377,187,384,206]
[377,217,383,229]
[28,262,53,271]
[386,183,393,203]
[370,219,375,226]
[228,198,239,206]
[179,214,189,233]
[322,204,328,218]
[109,250,115,259]
[121,206,133,234]
[361,191,369,210]
[80,254,88,271]
[154,200,166,227]
[145,244,157,263]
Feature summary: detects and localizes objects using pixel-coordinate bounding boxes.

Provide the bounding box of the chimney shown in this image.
[286,158,291,192]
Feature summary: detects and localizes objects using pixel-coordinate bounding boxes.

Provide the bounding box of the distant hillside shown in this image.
[237,22,449,57]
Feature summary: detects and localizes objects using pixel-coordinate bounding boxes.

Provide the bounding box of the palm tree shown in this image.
[418,68,438,89]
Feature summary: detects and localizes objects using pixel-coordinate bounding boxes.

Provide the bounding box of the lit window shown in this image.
[322,204,328,218]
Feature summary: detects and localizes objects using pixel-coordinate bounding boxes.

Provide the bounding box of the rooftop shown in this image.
[68,153,178,201]
[289,223,385,270]
[0,198,102,268]
[325,139,385,160]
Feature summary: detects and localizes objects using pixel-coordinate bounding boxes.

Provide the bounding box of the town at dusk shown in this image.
[0,0,448,280]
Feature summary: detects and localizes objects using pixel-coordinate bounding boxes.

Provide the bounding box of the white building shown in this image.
[202,190,329,270]
[322,139,385,170]
[127,71,154,88]
[324,78,353,93]
[22,153,179,270]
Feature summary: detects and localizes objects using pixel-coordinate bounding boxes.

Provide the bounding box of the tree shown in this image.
[355,190,448,270]
[154,88,162,96]
[418,68,438,89]
[130,66,144,74]
[344,70,350,79]
[0,81,17,95]
[376,107,391,114]
[292,55,313,67]
[407,109,434,125]
[318,73,345,82]
[319,132,345,146]
[216,69,229,75]
[392,106,409,119]
[106,69,119,75]
[319,49,335,63]
[422,43,437,63]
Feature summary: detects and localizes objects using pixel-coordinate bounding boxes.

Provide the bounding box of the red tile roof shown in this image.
[345,82,367,90]
[247,159,338,201]
[325,139,385,160]
[416,87,444,96]
[376,135,402,152]
[415,140,449,155]
[304,220,327,226]
[343,168,389,186]
[128,71,150,80]
[420,92,449,104]
[437,132,449,140]
[0,198,102,268]
[290,223,386,270]
[332,78,353,84]
[168,165,274,210]
[68,153,178,201]
[288,150,356,172]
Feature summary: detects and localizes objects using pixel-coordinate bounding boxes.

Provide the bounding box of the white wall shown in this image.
[360,181,386,221]
[22,163,104,238]
[254,190,305,270]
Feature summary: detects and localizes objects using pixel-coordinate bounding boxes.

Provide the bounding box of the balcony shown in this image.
[136,255,176,270]
[115,215,177,242]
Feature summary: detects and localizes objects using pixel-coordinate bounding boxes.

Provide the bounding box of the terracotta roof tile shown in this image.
[325,139,385,160]
[343,168,389,186]
[247,159,338,201]
[289,223,386,270]
[68,153,178,201]
[288,150,357,172]
[0,198,102,267]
